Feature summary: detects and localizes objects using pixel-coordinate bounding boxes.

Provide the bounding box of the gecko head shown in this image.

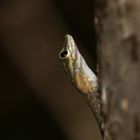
[59,34,78,61]
[59,34,79,80]
[59,34,98,95]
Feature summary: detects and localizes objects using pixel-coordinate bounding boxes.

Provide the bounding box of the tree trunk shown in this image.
[95,0,140,139]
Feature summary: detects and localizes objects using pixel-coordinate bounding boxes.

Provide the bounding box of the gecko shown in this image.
[59,34,104,135]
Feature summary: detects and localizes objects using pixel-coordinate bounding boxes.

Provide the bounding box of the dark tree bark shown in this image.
[95,0,140,139]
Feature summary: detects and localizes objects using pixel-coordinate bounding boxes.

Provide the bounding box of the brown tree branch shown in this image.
[95,0,140,139]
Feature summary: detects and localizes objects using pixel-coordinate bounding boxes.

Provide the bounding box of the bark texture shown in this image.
[95,0,140,139]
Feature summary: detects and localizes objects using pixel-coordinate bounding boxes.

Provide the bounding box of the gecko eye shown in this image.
[59,50,69,59]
